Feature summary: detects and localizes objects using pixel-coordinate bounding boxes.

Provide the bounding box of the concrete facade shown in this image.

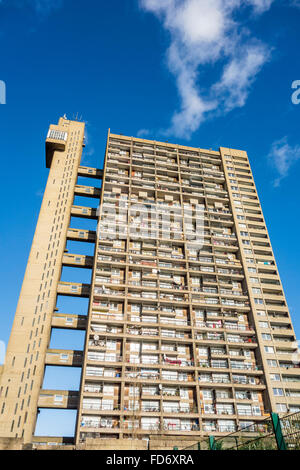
[0,117,298,449]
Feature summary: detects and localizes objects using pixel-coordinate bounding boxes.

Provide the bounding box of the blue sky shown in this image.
[0,0,300,437]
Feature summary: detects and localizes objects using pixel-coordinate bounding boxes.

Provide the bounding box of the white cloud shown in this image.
[140,0,274,138]
[246,0,274,13]
[268,137,300,187]
[213,43,270,111]
[137,128,151,137]
[82,125,95,161]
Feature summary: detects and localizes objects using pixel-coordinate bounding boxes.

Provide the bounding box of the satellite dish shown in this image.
[94,335,99,341]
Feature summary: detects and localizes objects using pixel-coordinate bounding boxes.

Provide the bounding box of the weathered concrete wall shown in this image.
[0,435,201,451]
[149,436,200,450]
[80,438,148,451]
[0,437,24,450]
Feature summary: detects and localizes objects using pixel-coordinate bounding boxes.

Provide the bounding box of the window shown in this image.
[276,403,287,413]
[47,130,68,141]
[265,346,274,353]
[248,267,257,273]
[216,403,234,415]
[203,390,213,400]
[54,395,63,402]
[240,232,249,237]
[110,303,119,311]
[267,359,277,367]
[252,288,261,294]
[252,406,262,416]
[204,404,214,414]
[256,310,266,316]
[289,406,300,413]
[244,249,252,254]
[218,419,235,432]
[131,304,140,313]
[259,321,269,328]
[180,389,189,399]
[254,298,264,305]
[262,333,272,341]
[273,388,284,397]
[250,277,259,283]
[270,374,281,381]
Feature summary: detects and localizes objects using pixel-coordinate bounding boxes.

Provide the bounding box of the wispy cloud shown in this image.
[290,0,300,8]
[36,188,44,197]
[246,0,274,13]
[0,0,63,15]
[137,128,151,138]
[81,125,95,164]
[268,137,300,187]
[140,0,274,139]
[32,0,63,15]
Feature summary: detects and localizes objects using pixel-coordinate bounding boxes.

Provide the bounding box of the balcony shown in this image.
[74,184,101,199]
[71,205,98,219]
[80,418,120,432]
[78,166,103,179]
[38,390,79,409]
[51,313,87,330]
[62,253,94,269]
[57,282,90,298]
[46,126,68,168]
[45,349,83,367]
[67,228,96,243]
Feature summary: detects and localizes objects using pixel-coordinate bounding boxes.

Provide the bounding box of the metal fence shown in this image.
[180,411,300,450]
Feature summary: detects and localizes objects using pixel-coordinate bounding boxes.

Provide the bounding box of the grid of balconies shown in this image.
[77,136,272,440]
[222,150,299,415]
